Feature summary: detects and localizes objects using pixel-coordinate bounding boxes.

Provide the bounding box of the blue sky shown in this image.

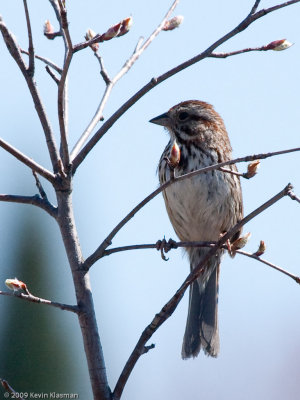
[1,1,300,399]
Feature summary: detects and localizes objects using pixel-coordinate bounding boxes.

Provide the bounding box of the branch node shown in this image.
[142,343,155,354]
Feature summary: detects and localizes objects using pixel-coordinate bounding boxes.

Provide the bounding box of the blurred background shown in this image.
[0,0,300,399]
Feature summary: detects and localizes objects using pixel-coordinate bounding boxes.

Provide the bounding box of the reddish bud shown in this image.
[246,160,260,178]
[169,140,181,168]
[118,16,133,37]
[230,232,251,256]
[102,16,133,41]
[5,278,27,292]
[163,15,184,31]
[102,22,122,41]
[253,240,266,257]
[266,39,293,51]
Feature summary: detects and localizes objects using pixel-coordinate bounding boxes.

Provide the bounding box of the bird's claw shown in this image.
[155,238,178,261]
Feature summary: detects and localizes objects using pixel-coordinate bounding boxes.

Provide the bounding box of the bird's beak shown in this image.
[149,112,170,127]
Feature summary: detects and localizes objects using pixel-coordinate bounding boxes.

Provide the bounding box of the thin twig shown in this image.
[21,48,62,73]
[83,148,300,269]
[219,167,245,177]
[0,137,56,183]
[0,290,79,313]
[32,170,48,200]
[94,52,111,85]
[0,17,61,173]
[209,45,272,58]
[250,0,262,14]
[113,184,292,399]
[0,194,57,218]
[46,65,60,84]
[236,250,300,284]
[72,0,300,172]
[23,0,34,76]
[70,0,180,159]
[57,0,72,168]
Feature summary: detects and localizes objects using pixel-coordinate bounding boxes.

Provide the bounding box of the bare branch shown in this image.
[0,137,56,183]
[236,250,300,284]
[49,0,63,25]
[84,148,300,269]
[57,0,72,168]
[23,0,34,75]
[21,48,62,73]
[209,45,273,59]
[70,0,180,160]
[46,65,60,84]
[287,188,300,203]
[0,194,57,218]
[250,0,262,14]
[94,52,111,85]
[0,17,61,173]
[0,290,79,313]
[72,0,300,172]
[112,184,292,399]
[0,379,23,399]
[32,170,48,200]
[102,240,300,284]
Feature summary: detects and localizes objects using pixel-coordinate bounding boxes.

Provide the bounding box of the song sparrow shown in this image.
[150,100,243,358]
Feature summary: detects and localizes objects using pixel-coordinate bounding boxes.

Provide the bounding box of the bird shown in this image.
[150,100,243,358]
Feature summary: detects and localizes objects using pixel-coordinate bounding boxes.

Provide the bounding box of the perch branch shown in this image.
[84,148,300,269]
[113,184,292,399]
[102,242,300,284]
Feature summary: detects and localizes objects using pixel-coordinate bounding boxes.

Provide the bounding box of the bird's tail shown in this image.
[182,249,221,359]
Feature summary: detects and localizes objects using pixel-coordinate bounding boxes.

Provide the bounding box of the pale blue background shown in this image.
[1,1,300,399]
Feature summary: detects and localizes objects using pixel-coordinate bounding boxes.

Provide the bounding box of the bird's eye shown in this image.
[178,111,189,121]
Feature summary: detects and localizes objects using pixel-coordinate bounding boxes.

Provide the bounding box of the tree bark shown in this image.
[56,185,110,400]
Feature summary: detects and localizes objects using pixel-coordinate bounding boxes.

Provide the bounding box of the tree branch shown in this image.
[236,250,300,284]
[102,240,300,284]
[0,290,79,313]
[0,137,56,183]
[23,0,34,76]
[21,48,62,73]
[70,0,180,159]
[287,188,300,203]
[0,16,61,173]
[112,183,293,400]
[20,48,62,74]
[72,0,300,173]
[57,0,72,168]
[84,148,300,269]
[0,194,57,218]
